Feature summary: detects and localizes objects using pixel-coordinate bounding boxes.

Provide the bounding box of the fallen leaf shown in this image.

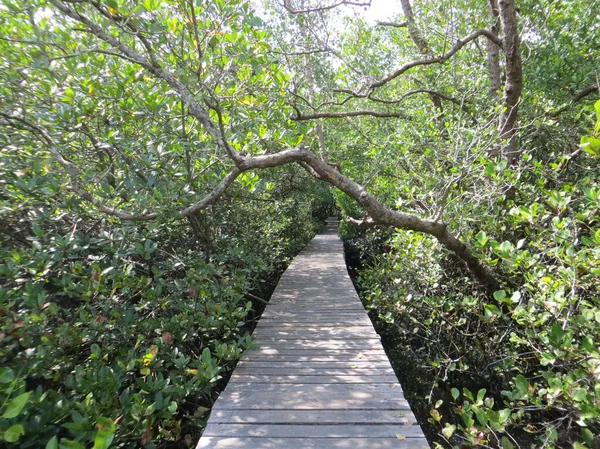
[396,434,406,440]
[141,428,152,446]
[162,331,174,345]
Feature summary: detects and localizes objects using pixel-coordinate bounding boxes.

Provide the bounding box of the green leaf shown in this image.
[475,230,488,246]
[501,436,515,449]
[0,367,15,383]
[91,343,101,359]
[515,375,529,392]
[451,388,460,400]
[572,388,587,402]
[594,99,600,133]
[4,424,25,443]
[201,347,212,364]
[549,323,564,347]
[476,388,487,402]
[46,436,59,449]
[493,290,506,301]
[580,135,600,155]
[463,388,474,401]
[59,441,86,449]
[475,409,488,426]
[484,304,501,320]
[247,16,264,27]
[2,391,32,419]
[441,424,456,439]
[582,428,594,446]
[581,336,594,352]
[93,430,115,449]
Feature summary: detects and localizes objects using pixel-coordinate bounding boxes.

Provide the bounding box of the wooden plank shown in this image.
[252,328,380,339]
[209,409,418,425]
[261,313,371,319]
[232,367,395,376]
[228,374,399,384]
[235,360,393,369]
[252,340,383,350]
[239,355,389,363]
[203,423,426,438]
[221,383,405,394]
[198,437,430,449]
[256,321,373,328]
[244,348,385,356]
[212,390,409,410]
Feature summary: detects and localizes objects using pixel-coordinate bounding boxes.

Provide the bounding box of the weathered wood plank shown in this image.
[228,374,399,384]
[231,367,395,376]
[221,382,405,394]
[212,390,409,410]
[259,314,371,322]
[235,360,393,369]
[198,437,430,449]
[252,339,383,349]
[243,348,386,356]
[209,409,418,425]
[203,424,425,438]
[252,328,380,339]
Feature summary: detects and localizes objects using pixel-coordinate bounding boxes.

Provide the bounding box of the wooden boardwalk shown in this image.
[197,220,429,448]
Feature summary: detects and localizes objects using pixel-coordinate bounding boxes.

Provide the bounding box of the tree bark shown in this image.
[399,0,445,122]
[486,0,501,100]
[498,0,523,164]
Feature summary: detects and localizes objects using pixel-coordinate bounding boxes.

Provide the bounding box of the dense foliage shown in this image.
[1,0,598,448]
[0,158,325,448]
[0,1,329,446]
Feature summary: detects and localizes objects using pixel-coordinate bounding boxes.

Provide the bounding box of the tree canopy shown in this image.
[0,0,599,448]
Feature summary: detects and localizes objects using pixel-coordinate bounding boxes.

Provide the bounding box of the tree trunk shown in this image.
[498,0,523,164]
[486,0,501,100]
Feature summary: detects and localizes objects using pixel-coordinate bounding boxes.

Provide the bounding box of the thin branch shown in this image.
[549,83,599,117]
[0,112,158,221]
[346,216,376,229]
[293,110,411,120]
[282,0,371,14]
[271,47,330,56]
[49,47,139,64]
[370,29,502,89]
[49,0,243,165]
[180,168,242,216]
[376,21,408,28]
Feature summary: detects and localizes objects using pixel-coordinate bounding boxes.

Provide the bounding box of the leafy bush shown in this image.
[345,105,600,449]
[0,152,324,447]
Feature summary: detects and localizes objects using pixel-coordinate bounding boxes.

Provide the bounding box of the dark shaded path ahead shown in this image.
[197,220,429,448]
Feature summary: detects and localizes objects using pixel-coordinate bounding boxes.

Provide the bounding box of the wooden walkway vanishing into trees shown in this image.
[197,219,429,448]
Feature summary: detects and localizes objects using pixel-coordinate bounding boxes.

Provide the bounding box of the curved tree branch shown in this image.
[282,0,371,14]
[1,112,158,221]
[293,110,412,120]
[549,83,599,117]
[37,0,499,289]
[370,29,502,89]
